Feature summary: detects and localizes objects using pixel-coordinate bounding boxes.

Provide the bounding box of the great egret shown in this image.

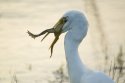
[27,10,114,83]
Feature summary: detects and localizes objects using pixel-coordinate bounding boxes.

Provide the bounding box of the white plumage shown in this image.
[62,10,114,83]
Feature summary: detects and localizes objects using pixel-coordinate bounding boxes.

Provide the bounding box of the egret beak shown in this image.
[27,17,68,57]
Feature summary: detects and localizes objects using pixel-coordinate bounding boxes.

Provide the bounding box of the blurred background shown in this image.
[0,0,125,83]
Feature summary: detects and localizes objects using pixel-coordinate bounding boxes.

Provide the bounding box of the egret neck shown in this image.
[64,31,87,83]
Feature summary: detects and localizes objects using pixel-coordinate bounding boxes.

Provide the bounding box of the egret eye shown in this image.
[63,17,68,23]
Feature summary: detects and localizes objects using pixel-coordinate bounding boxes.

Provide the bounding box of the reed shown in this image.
[48,65,69,83]
[11,72,18,83]
[107,46,125,83]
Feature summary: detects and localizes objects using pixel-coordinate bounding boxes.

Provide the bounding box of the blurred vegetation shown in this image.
[11,72,18,83]
[48,65,69,83]
[108,46,125,83]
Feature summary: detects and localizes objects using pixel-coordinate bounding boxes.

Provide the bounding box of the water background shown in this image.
[0,0,125,83]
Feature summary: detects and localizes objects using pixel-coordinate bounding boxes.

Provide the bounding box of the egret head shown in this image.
[27,10,88,57]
